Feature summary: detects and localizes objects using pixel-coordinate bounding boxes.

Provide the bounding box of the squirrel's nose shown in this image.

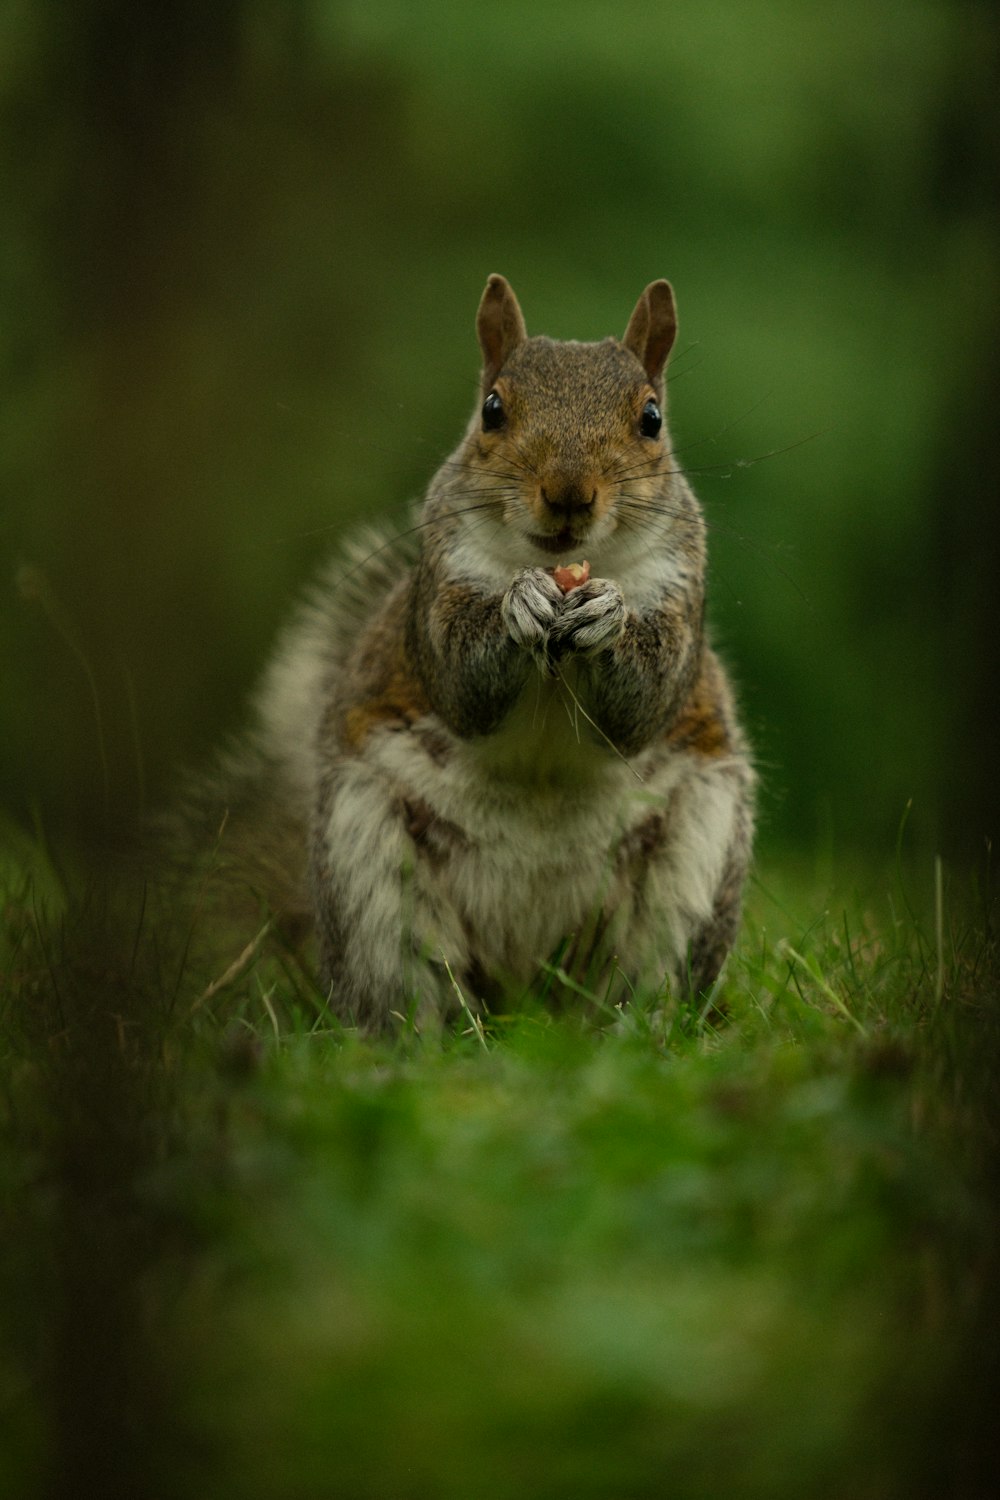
[541,482,596,517]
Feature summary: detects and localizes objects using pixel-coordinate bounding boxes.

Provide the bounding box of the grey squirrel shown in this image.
[193,275,755,1028]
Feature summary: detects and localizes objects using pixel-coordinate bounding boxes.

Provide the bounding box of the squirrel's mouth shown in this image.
[529,529,581,556]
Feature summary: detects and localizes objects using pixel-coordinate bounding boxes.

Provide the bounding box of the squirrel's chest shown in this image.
[468,664,614,787]
[366,674,643,888]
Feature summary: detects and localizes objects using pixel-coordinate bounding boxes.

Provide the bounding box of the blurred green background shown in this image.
[1,0,997,862]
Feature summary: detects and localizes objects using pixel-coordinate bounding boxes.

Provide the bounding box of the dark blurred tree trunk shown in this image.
[928,11,1000,864]
[14,2,328,848]
[51,0,242,338]
[22,4,245,847]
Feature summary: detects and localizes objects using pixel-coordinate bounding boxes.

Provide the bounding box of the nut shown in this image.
[551,560,591,594]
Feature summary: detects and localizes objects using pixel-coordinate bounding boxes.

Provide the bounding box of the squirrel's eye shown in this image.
[481,391,505,431]
[639,398,662,439]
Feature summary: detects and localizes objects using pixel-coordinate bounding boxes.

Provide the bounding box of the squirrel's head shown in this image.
[470,275,680,558]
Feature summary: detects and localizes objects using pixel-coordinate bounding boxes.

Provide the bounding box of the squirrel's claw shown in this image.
[501,567,563,654]
[549,578,627,657]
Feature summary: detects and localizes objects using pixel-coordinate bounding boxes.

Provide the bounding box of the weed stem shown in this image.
[779,941,870,1039]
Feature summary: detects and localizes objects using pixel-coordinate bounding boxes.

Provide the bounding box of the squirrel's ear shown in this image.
[623,280,677,386]
[476,274,527,390]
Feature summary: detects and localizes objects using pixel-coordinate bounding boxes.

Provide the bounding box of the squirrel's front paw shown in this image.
[549,578,627,657]
[501,567,563,652]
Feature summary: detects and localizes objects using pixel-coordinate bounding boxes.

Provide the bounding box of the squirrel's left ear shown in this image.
[623,280,677,386]
[477,274,528,390]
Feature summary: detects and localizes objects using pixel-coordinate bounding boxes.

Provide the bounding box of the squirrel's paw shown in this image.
[550,578,627,656]
[501,568,563,651]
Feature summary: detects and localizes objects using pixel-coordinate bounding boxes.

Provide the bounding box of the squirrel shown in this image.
[190,275,755,1029]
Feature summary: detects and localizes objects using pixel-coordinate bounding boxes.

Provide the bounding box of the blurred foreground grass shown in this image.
[1,843,997,1499]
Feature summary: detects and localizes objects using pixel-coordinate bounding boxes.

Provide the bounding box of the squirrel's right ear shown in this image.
[623,280,677,387]
[476,274,527,390]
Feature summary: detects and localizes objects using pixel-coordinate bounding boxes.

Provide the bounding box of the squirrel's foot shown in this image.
[501,567,563,653]
[549,577,627,657]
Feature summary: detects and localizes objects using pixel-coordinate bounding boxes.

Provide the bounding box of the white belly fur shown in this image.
[322,673,746,999]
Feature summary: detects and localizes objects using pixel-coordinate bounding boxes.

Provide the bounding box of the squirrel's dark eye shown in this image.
[639,398,662,439]
[482,390,505,432]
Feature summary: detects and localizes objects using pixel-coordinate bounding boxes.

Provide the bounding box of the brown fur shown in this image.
[665,654,739,759]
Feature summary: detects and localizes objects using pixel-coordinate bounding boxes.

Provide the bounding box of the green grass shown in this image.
[1,844,997,1499]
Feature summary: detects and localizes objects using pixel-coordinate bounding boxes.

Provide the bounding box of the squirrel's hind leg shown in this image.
[681,825,750,1000]
[309,759,462,1032]
[606,761,753,1009]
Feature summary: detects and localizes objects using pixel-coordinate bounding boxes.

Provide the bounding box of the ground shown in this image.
[1,842,997,1499]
